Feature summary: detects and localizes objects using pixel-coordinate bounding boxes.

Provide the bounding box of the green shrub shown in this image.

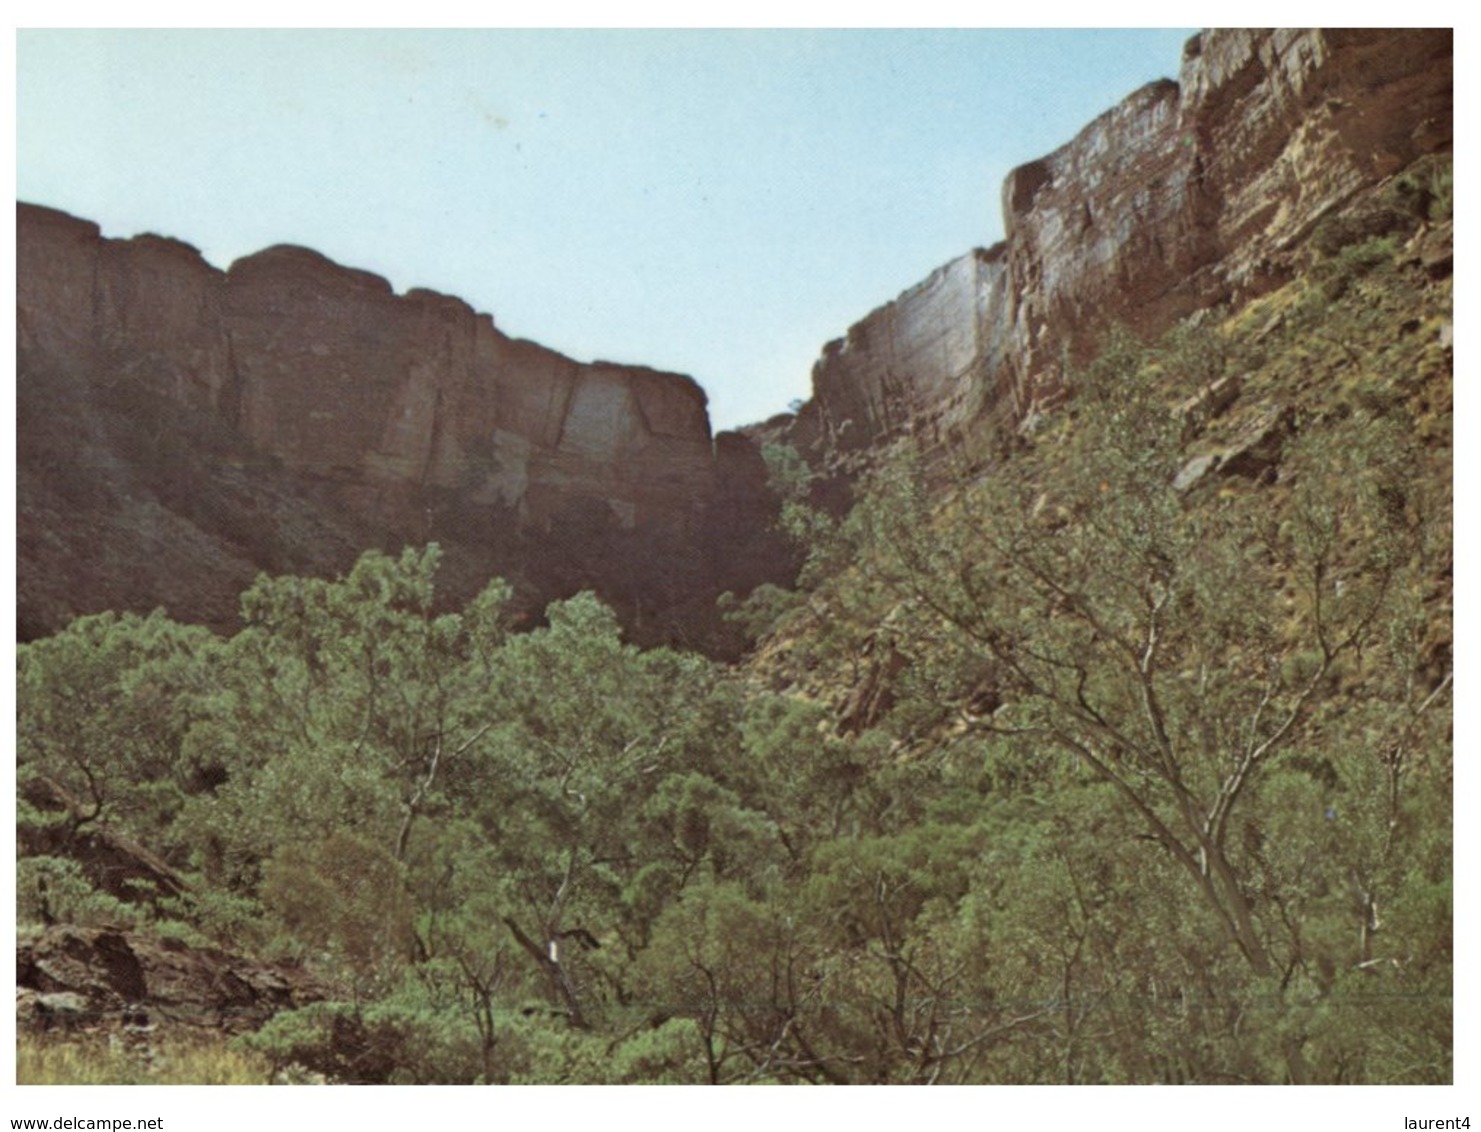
[16,855,143,930]
[1315,235,1397,299]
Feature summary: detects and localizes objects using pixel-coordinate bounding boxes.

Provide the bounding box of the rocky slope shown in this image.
[786,28,1452,464]
[17,205,791,647]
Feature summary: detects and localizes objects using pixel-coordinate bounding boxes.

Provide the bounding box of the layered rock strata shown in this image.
[798,28,1452,460]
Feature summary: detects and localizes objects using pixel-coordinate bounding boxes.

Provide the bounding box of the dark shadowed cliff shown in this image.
[16,207,793,650]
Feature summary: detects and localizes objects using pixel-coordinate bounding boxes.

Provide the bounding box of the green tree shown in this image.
[820,321,1450,1086]
[453,592,735,1029]
[169,547,510,984]
[18,610,222,842]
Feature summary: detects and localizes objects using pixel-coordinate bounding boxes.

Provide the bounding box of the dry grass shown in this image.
[17,1030,273,1086]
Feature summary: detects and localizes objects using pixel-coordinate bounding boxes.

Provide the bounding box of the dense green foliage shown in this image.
[17,212,1451,1084]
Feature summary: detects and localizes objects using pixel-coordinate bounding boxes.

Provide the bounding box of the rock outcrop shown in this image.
[17,205,789,649]
[791,28,1452,462]
[17,925,326,1034]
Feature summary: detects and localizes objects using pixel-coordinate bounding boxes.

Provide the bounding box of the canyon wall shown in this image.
[798,28,1452,460]
[17,205,787,646]
[17,28,1451,645]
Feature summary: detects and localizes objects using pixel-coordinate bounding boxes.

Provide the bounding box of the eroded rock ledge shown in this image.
[17,925,326,1036]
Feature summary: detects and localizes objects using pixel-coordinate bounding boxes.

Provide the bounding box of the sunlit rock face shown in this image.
[796,28,1452,460]
[809,247,1012,454]
[17,204,785,648]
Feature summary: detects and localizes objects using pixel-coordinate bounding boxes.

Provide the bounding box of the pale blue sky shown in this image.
[17,28,1195,430]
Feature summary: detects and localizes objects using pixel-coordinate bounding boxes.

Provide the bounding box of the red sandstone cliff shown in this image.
[798,28,1451,460]
[16,29,1450,645]
[17,206,788,647]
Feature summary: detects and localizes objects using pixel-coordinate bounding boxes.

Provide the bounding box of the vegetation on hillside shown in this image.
[16,163,1451,1085]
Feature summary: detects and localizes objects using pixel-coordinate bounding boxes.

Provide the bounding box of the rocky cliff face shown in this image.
[18,29,1450,646]
[795,28,1452,461]
[17,205,788,647]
